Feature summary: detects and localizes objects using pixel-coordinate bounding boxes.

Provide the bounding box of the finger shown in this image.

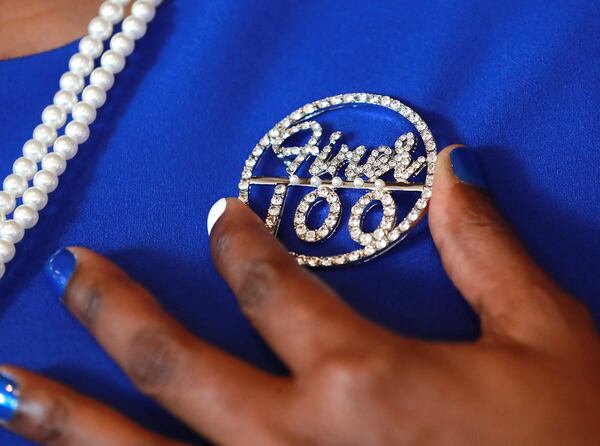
[45,247,290,445]
[208,198,387,372]
[0,367,184,446]
[428,145,593,345]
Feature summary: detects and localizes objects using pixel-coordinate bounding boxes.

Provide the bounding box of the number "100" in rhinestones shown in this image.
[238,93,437,267]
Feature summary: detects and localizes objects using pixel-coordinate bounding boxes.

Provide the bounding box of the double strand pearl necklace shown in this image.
[0,0,162,279]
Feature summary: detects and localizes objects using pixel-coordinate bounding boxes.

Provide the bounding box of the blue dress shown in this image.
[0,0,598,444]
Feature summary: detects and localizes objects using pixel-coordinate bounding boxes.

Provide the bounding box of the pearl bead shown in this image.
[332,176,343,187]
[374,179,386,190]
[41,104,67,129]
[0,0,161,266]
[122,16,147,40]
[13,157,38,180]
[90,67,115,91]
[65,121,90,144]
[0,239,15,263]
[54,136,79,161]
[0,192,16,214]
[23,187,48,211]
[33,124,58,146]
[59,72,84,94]
[82,85,107,108]
[33,170,59,194]
[53,90,78,113]
[99,1,125,24]
[3,174,28,198]
[0,220,25,244]
[310,176,322,187]
[101,50,126,74]
[289,174,300,185]
[132,0,156,22]
[72,102,97,125]
[353,178,365,188]
[88,17,113,41]
[22,139,47,163]
[110,32,135,56]
[79,36,104,59]
[42,153,67,176]
[13,205,39,230]
[2,174,27,199]
[69,53,94,77]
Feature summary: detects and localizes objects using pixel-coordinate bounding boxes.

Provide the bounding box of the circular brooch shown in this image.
[238,93,437,267]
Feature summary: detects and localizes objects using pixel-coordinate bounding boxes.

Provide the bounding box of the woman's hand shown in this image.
[2,145,599,446]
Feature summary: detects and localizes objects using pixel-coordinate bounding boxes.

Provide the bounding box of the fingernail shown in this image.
[45,248,76,296]
[207,198,227,235]
[0,373,19,422]
[450,146,487,189]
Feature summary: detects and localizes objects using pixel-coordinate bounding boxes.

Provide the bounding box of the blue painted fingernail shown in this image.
[0,374,19,422]
[450,146,487,189]
[46,248,76,296]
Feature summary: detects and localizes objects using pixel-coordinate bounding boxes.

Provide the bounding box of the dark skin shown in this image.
[2,2,600,444]
[1,146,599,445]
[0,0,101,60]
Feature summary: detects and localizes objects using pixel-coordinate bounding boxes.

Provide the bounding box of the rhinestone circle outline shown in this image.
[238,93,438,267]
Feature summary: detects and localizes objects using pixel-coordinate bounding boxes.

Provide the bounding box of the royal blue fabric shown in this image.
[0,1,599,444]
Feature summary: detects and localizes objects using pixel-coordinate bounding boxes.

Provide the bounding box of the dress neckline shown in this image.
[0,36,80,65]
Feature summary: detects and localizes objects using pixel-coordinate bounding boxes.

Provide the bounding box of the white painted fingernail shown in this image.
[207,198,227,235]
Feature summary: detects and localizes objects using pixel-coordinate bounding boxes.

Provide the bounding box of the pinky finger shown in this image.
[0,367,186,446]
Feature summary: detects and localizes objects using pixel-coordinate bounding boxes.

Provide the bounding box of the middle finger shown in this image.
[209,198,386,373]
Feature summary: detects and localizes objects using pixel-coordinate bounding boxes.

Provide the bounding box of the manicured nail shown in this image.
[207,198,227,235]
[0,373,19,422]
[450,146,487,189]
[45,248,76,296]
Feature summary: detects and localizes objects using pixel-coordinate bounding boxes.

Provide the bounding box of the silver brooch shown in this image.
[238,93,437,267]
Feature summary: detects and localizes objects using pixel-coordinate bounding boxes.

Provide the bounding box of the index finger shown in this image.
[428,145,594,346]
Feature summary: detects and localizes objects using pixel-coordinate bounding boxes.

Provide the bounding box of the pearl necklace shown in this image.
[0,0,162,279]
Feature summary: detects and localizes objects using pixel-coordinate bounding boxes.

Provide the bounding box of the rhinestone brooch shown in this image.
[238,93,437,267]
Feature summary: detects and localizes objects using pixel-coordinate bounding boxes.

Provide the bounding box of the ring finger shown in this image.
[44,247,291,445]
